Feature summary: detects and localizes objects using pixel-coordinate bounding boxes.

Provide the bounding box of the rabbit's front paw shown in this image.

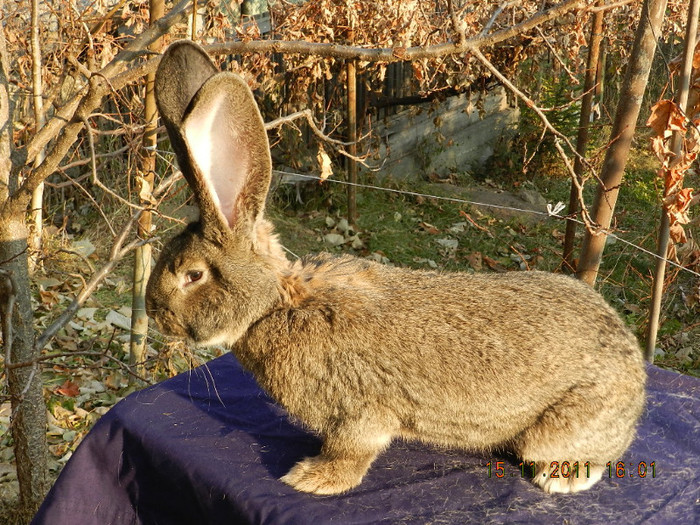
[533,462,605,494]
[280,455,369,495]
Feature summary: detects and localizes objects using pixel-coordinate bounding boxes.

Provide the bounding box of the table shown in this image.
[33,354,700,524]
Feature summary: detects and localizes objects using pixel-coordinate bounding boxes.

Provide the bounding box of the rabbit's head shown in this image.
[146,41,286,346]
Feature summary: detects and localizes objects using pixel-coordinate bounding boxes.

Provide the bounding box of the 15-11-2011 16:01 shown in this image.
[486,461,657,479]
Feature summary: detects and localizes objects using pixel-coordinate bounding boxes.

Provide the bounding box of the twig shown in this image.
[480,1,517,37]
[510,244,531,271]
[535,27,580,85]
[34,211,146,351]
[265,109,351,146]
[66,53,93,81]
[588,0,636,12]
[57,164,118,237]
[264,109,377,168]
[55,143,134,173]
[459,210,494,237]
[553,138,597,232]
[7,348,154,385]
[447,0,467,47]
[523,125,548,171]
[153,170,184,199]
[0,247,29,268]
[471,47,599,234]
[81,115,143,214]
[55,248,96,274]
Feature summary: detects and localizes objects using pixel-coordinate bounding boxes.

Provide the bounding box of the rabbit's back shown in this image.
[237,254,645,450]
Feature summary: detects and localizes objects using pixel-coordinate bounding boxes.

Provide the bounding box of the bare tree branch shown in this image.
[207,0,590,61]
[264,109,375,167]
[536,26,580,85]
[81,115,143,214]
[480,2,518,37]
[447,0,467,47]
[16,0,194,182]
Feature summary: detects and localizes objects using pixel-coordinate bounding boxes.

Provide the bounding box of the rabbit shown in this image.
[146,40,646,496]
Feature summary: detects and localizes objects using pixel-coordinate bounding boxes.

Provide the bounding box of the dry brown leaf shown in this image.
[665,188,695,225]
[56,380,80,398]
[418,222,440,234]
[39,289,62,308]
[466,252,483,271]
[317,145,333,181]
[647,99,686,137]
[669,222,688,244]
[650,136,673,163]
[664,167,685,194]
[482,255,507,273]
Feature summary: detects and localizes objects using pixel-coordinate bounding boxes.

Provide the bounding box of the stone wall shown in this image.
[369,86,519,179]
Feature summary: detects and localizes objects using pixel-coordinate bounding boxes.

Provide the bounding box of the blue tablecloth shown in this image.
[33,354,700,524]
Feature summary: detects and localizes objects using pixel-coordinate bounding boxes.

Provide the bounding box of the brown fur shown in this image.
[146,41,646,496]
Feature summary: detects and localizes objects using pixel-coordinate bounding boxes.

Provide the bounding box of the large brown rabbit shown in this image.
[146,40,646,496]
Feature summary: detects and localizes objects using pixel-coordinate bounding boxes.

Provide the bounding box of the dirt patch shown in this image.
[425,183,550,222]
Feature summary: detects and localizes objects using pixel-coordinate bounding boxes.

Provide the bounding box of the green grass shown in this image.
[269,149,699,377]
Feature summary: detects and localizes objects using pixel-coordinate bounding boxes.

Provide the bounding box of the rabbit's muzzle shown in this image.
[145,298,189,340]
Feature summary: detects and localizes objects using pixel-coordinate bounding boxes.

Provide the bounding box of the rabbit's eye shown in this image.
[184,270,204,285]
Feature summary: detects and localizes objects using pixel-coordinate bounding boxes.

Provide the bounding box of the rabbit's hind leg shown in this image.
[532,461,605,493]
[514,381,641,494]
[280,427,392,495]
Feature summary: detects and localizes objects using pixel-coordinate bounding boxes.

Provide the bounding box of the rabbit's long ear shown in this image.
[181,72,271,237]
[155,40,218,136]
[155,40,271,240]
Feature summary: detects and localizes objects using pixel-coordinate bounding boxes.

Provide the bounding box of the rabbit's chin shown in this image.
[187,324,247,349]
[189,333,230,349]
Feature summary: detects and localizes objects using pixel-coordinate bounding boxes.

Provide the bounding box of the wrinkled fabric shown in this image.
[33,355,700,524]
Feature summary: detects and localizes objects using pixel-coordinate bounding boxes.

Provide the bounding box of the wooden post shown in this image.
[29,0,45,271]
[644,0,700,361]
[562,0,605,272]
[347,57,358,225]
[130,0,164,381]
[576,0,668,286]
[191,0,198,39]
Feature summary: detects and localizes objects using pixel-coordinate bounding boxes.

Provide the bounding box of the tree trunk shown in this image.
[576,0,669,285]
[346,26,358,226]
[2,224,49,516]
[562,0,605,272]
[0,2,48,512]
